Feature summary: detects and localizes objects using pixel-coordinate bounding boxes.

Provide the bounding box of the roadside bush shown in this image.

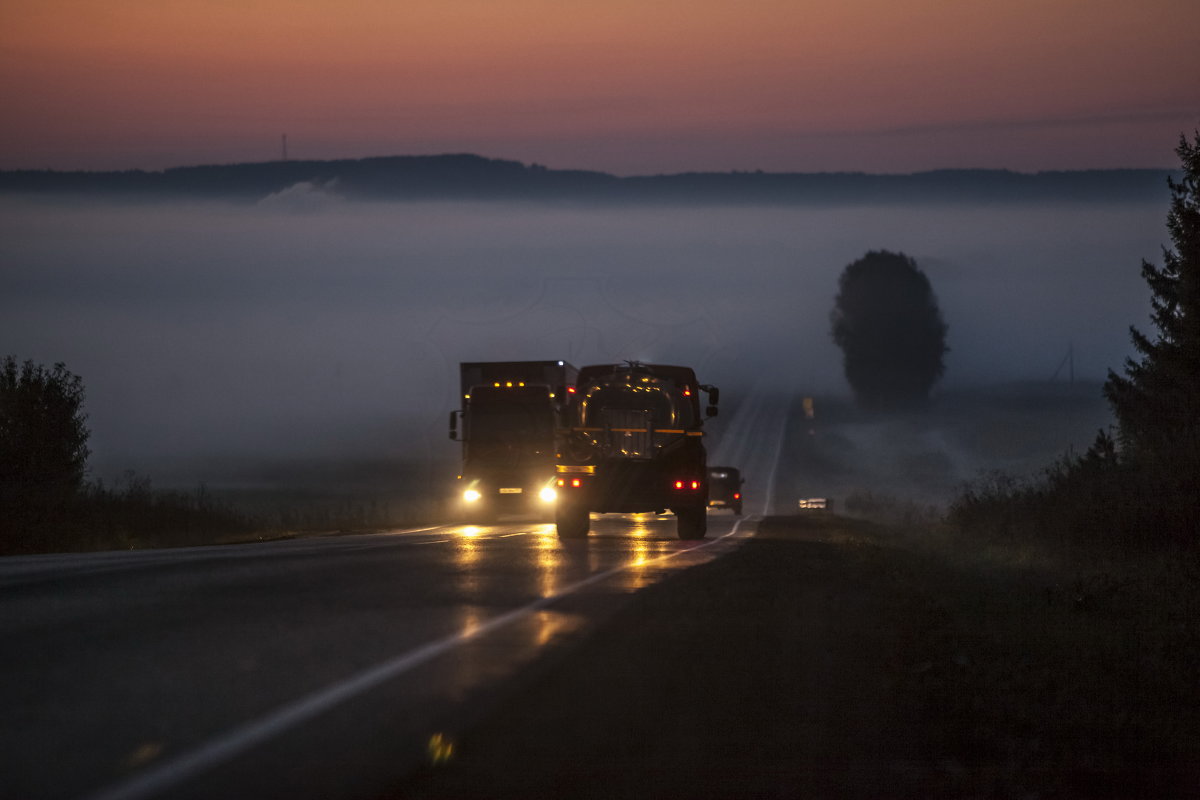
[1,356,91,551]
[951,431,1197,551]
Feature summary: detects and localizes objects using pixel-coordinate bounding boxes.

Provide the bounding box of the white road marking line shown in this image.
[380,525,445,535]
[83,520,749,800]
[0,526,458,586]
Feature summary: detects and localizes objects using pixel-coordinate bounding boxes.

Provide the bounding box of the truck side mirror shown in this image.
[701,385,720,417]
[449,410,459,440]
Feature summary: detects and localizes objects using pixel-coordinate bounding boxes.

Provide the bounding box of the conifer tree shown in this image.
[1103,132,1200,480]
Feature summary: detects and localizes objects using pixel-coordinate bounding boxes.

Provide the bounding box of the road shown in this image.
[0,385,793,800]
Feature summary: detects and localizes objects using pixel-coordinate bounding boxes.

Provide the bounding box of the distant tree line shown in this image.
[952,132,1200,548]
[0,154,1176,205]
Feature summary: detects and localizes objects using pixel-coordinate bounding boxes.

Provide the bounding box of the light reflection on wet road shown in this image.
[0,512,751,800]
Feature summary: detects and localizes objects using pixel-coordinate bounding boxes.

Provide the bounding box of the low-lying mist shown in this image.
[0,189,1165,496]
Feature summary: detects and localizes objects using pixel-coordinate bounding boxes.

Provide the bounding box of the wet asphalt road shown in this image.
[1,384,794,799]
[0,514,752,800]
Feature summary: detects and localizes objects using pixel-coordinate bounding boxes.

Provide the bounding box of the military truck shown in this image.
[449,360,578,522]
[554,362,719,539]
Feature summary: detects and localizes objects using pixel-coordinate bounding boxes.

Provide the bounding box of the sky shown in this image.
[2,0,1198,174]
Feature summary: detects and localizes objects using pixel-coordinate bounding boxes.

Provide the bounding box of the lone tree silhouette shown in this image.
[830,250,948,409]
[1,357,91,541]
[1104,132,1200,488]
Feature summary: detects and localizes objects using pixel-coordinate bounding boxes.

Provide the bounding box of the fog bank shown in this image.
[0,194,1164,485]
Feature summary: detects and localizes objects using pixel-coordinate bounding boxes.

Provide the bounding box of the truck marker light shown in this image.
[571,478,582,488]
[734,492,741,500]
[691,480,700,490]
[557,478,565,487]
[675,480,684,489]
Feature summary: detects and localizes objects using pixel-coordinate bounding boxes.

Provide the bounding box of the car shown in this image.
[707,466,743,515]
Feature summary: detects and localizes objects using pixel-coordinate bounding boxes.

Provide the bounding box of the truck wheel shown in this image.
[556,503,590,538]
[675,507,707,540]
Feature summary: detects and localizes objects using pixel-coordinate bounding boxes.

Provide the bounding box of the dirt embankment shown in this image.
[395,515,1199,799]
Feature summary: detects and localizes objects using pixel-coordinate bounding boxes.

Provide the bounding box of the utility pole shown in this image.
[1050,341,1075,384]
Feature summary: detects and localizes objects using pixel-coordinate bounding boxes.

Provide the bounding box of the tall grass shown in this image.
[0,472,261,555]
[1,471,449,555]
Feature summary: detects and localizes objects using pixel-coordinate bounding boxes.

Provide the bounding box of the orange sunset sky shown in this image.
[2,0,1197,174]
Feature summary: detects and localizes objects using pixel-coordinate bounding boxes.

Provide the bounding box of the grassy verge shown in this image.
[395,514,1200,799]
[1,472,447,555]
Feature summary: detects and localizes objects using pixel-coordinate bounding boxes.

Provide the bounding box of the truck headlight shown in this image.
[539,487,557,503]
[463,489,482,503]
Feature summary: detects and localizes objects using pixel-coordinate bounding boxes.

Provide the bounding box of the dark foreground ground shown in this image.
[393,514,1199,799]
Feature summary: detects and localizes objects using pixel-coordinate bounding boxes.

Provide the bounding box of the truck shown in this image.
[449,360,578,522]
[553,361,719,540]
